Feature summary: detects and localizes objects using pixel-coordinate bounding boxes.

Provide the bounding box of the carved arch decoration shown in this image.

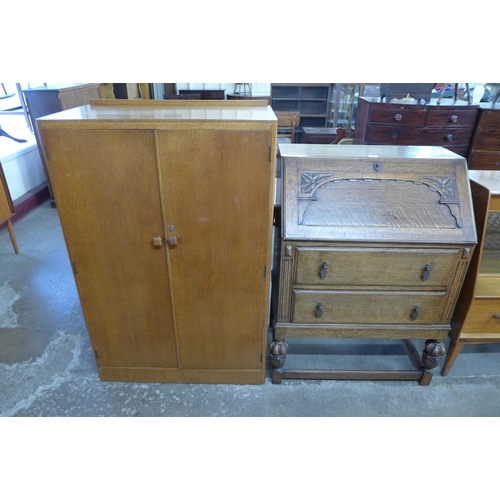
[298,173,462,228]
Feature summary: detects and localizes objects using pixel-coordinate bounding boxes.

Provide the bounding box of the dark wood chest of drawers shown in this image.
[354,97,479,156]
[178,89,225,100]
[467,103,500,170]
[271,144,477,385]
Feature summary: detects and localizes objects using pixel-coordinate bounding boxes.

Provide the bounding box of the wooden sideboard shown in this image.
[22,83,102,202]
[271,144,476,385]
[442,170,500,375]
[466,102,500,170]
[38,99,277,384]
[353,97,479,156]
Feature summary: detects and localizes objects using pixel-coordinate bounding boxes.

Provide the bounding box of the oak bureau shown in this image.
[270,144,477,385]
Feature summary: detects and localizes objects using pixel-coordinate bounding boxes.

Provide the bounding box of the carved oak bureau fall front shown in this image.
[271,144,477,385]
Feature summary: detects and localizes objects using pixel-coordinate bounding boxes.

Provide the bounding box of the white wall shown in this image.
[1,141,46,201]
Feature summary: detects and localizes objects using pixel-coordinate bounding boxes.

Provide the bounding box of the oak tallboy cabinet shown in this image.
[38,100,277,384]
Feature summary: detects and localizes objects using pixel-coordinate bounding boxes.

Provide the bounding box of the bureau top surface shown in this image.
[37,100,277,127]
[279,143,463,160]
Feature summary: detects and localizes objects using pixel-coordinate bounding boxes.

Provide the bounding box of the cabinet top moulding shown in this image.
[37,99,277,130]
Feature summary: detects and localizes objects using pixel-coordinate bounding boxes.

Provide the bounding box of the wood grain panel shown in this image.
[41,129,178,369]
[462,298,500,333]
[157,127,274,371]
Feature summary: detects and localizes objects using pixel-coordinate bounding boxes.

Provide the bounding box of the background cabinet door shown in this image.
[42,129,178,369]
[157,128,274,371]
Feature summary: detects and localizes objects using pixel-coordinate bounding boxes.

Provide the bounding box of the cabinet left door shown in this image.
[41,129,178,371]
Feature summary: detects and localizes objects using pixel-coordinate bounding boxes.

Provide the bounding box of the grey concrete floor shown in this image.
[2,200,500,417]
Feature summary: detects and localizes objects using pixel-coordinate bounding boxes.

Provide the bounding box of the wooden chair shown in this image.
[275,111,300,143]
[0,161,19,254]
[330,127,354,144]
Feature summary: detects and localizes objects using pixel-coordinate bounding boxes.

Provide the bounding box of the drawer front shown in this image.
[365,126,427,145]
[478,110,500,128]
[292,290,446,324]
[462,298,500,333]
[201,90,225,99]
[467,151,500,170]
[471,130,500,150]
[366,126,473,147]
[427,108,478,127]
[295,247,459,286]
[369,107,427,126]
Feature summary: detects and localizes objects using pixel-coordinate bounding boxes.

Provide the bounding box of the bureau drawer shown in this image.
[427,108,478,127]
[369,107,427,126]
[295,247,459,286]
[292,290,446,324]
[467,151,500,170]
[366,126,473,147]
[462,297,500,333]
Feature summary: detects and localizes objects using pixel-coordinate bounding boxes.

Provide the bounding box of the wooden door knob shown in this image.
[152,236,163,248]
[167,236,178,246]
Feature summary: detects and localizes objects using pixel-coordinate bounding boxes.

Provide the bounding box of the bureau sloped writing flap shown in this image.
[281,145,477,245]
[300,178,457,229]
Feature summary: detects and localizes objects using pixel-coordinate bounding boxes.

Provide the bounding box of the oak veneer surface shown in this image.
[272,144,476,383]
[38,101,277,384]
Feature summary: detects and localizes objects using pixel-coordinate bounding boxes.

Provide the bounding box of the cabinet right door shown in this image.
[157,126,274,371]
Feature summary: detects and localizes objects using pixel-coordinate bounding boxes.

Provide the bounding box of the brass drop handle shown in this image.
[320,261,328,279]
[493,313,500,319]
[394,113,403,121]
[316,303,323,318]
[445,134,454,142]
[411,306,420,321]
[422,264,431,280]
[152,236,163,248]
[167,236,178,246]
[450,114,458,123]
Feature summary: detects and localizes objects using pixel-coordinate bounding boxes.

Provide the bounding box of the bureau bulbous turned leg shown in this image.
[270,340,289,384]
[422,339,446,374]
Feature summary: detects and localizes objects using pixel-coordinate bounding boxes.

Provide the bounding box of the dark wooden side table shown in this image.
[178,89,225,100]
